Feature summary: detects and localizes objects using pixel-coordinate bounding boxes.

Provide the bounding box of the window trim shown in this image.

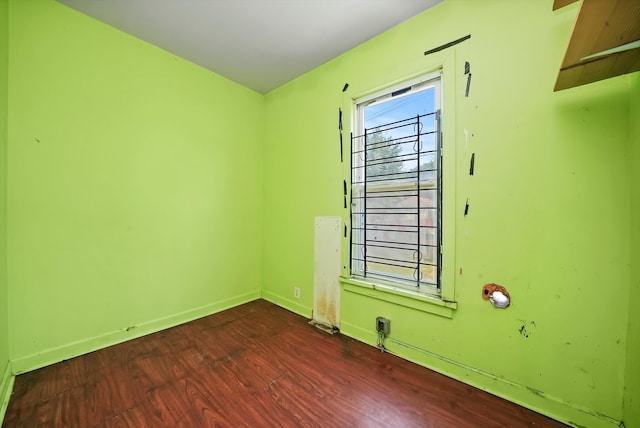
[350,77,442,294]
[341,276,457,319]
[341,56,457,310]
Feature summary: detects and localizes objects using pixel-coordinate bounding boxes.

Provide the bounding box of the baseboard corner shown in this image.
[0,360,15,425]
[261,290,313,318]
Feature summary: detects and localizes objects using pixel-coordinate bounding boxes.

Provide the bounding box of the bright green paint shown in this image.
[624,73,640,427]
[0,0,11,419]
[7,0,264,369]
[263,1,633,426]
[2,0,638,427]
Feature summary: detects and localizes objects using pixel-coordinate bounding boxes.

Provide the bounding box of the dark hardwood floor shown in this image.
[3,299,568,427]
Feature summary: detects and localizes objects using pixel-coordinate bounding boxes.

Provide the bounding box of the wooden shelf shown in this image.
[554,0,640,91]
[553,0,579,11]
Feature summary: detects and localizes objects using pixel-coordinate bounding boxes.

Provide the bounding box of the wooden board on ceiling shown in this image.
[554,0,640,91]
[553,0,579,11]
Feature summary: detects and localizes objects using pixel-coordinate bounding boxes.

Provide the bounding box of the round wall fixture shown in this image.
[482,283,511,308]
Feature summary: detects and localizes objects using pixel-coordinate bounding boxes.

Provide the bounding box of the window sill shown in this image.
[339,277,457,319]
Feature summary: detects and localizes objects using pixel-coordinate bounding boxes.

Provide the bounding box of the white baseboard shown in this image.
[0,360,14,425]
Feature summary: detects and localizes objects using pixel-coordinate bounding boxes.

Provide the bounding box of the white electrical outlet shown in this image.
[294,287,300,299]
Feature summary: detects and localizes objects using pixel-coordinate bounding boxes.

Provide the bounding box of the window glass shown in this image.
[351,75,442,295]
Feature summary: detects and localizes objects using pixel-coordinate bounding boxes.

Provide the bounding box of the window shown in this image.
[350,74,442,296]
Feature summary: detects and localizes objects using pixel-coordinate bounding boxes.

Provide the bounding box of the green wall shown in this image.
[0,0,11,419]
[7,0,264,371]
[263,1,632,427]
[625,72,640,427]
[2,0,637,427]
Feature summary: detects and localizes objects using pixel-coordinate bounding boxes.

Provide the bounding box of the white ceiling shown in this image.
[56,0,443,93]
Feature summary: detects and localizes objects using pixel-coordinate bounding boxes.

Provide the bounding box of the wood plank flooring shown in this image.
[3,299,568,427]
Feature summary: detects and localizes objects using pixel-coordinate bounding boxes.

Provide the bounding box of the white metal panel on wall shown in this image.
[313,216,342,327]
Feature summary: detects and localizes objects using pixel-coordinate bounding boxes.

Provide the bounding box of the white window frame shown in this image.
[350,72,443,297]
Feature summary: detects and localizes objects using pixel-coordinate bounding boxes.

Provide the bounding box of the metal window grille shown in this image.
[350,108,442,293]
